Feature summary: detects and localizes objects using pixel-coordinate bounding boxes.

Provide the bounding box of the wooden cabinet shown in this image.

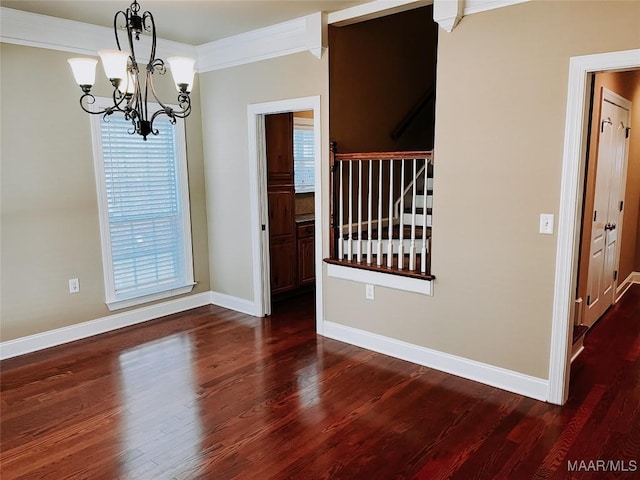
[266,113,296,295]
[297,220,315,286]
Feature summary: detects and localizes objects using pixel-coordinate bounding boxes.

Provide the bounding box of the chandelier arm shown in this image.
[143,11,157,63]
[146,66,171,110]
[110,88,133,115]
[146,67,192,121]
[113,10,128,53]
[170,94,192,119]
[79,93,115,117]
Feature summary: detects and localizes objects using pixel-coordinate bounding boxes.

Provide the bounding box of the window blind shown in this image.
[100,115,186,298]
[293,126,315,193]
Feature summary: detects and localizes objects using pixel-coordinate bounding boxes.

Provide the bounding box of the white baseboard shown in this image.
[209,291,259,316]
[322,321,549,402]
[616,271,640,303]
[0,292,212,360]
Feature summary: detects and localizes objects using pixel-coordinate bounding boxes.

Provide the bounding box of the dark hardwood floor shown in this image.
[1,286,639,479]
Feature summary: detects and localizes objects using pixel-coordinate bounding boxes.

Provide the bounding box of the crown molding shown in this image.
[0,7,196,60]
[0,6,324,73]
[433,0,464,32]
[433,0,530,32]
[327,0,429,27]
[196,12,326,72]
[464,0,530,16]
[1,0,531,70]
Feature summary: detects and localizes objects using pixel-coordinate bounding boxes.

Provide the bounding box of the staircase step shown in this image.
[571,324,589,363]
[413,194,433,205]
[403,207,433,215]
[573,325,589,344]
[402,212,432,227]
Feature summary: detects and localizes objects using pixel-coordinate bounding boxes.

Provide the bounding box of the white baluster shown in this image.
[377,159,383,266]
[357,160,363,262]
[338,161,344,259]
[409,158,417,271]
[421,158,429,273]
[397,159,405,269]
[347,161,353,261]
[387,161,394,268]
[367,160,373,264]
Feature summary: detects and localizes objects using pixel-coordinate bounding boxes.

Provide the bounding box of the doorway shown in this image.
[549,50,640,405]
[247,96,323,334]
[580,85,633,328]
[264,111,317,301]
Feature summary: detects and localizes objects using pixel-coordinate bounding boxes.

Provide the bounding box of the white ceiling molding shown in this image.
[1,0,531,70]
[0,7,195,60]
[305,12,328,59]
[464,0,530,16]
[327,0,430,26]
[433,0,464,32]
[433,0,530,32]
[196,12,326,72]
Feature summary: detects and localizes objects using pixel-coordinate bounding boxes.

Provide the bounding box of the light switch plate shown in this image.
[540,214,554,235]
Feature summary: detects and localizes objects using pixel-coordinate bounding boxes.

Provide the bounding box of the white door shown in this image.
[585,88,631,327]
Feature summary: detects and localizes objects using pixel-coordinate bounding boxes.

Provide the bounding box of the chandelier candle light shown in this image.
[68,0,196,140]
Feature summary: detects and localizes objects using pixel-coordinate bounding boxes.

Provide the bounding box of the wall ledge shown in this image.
[327,262,433,295]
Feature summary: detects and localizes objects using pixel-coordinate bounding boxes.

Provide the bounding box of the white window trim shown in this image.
[89,98,195,311]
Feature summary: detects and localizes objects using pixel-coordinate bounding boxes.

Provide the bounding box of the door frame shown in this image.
[247,96,323,332]
[548,49,639,405]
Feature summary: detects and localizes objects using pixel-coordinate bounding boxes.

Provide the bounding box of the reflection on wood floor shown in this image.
[1,286,639,479]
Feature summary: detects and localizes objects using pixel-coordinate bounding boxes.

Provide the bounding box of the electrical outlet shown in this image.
[69,278,80,294]
[365,284,375,300]
[539,214,554,235]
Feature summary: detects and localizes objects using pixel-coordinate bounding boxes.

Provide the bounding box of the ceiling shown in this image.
[0,0,370,45]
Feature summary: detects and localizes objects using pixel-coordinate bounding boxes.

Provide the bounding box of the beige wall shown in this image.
[578,70,640,302]
[198,52,329,299]
[0,44,210,342]
[325,0,640,379]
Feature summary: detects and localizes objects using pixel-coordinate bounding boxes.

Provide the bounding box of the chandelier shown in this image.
[67,0,195,140]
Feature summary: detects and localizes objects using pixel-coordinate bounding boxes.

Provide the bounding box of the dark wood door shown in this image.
[265,113,296,294]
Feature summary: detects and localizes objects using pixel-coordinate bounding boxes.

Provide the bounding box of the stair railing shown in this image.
[330,144,433,274]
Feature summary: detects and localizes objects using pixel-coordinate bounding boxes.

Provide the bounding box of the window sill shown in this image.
[326,262,433,296]
[106,283,197,311]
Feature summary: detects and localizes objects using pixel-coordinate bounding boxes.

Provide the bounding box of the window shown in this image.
[90,99,195,310]
[293,117,315,193]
